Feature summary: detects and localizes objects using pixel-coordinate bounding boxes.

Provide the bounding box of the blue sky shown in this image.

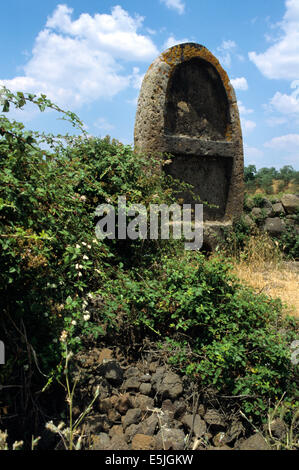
[1,0,299,169]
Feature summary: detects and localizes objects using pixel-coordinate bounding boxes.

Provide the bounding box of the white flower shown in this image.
[78,272,82,277]
[71,320,77,326]
[81,242,87,246]
[87,245,91,249]
[76,244,80,249]
[83,314,90,322]
[60,330,68,343]
[83,255,89,260]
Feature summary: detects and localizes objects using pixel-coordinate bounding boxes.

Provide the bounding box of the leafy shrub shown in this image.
[0,89,174,390]
[1,88,298,435]
[99,252,298,421]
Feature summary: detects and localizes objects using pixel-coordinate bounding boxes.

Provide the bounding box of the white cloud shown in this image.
[244,145,264,161]
[93,117,115,132]
[220,40,237,51]
[238,100,253,115]
[216,40,237,68]
[269,80,299,114]
[242,119,256,134]
[249,0,299,80]
[231,77,248,91]
[236,99,256,134]
[264,133,299,150]
[160,0,185,15]
[163,35,189,50]
[266,116,288,127]
[0,4,158,108]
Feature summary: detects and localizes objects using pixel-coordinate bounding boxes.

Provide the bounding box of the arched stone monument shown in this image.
[134,43,244,249]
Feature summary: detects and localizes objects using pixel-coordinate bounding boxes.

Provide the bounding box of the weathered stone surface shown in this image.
[107,408,121,424]
[269,418,288,440]
[134,42,244,242]
[123,377,141,391]
[243,214,255,228]
[140,373,151,383]
[208,445,232,450]
[124,423,142,443]
[151,369,183,399]
[99,360,124,386]
[263,217,286,237]
[124,366,140,378]
[281,194,299,214]
[213,432,227,447]
[116,394,132,415]
[237,433,271,451]
[131,434,156,450]
[272,202,285,216]
[109,425,125,439]
[173,401,187,419]
[110,435,129,450]
[251,207,263,218]
[139,382,152,395]
[139,414,158,436]
[98,348,113,364]
[92,432,110,450]
[155,428,186,450]
[122,408,142,429]
[204,409,226,430]
[225,420,245,444]
[132,394,154,412]
[181,414,207,437]
[260,198,274,217]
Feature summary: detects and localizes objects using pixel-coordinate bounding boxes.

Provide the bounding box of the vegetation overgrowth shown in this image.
[0,88,298,448]
[244,164,299,195]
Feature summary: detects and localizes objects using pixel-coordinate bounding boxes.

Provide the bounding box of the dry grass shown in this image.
[227,232,299,318]
[249,179,298,196]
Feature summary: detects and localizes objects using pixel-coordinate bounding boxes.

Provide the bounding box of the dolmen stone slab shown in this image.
[134,43,244,250]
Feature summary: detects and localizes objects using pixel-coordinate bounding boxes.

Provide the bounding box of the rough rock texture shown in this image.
[134,42,244,243]
[237,433,271,451]
[268,418,288,440]
[151,368,183,399]
[263,217,286,237]
[181,414,207,437]
[131,434,156,450]
[67,346,280,451]
[281,194,299,214]
[244,194,298,243]
[272,202,285,216]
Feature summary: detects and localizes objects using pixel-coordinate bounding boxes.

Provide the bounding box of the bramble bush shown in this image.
[100,252,298,420]
[0,88,175,394]
[0,88,298,433]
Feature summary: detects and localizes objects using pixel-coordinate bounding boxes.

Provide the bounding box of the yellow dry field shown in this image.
[221,232,299,318]
[232,261,299,318]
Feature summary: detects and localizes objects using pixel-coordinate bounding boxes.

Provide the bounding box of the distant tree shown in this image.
[244,165,257,182]
[255,167,277,194]
[278,165,296,185]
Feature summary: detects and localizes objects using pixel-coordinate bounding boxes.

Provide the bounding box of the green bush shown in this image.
[99,252,298,421]
[1,88,298,432]
[0,89,173,386]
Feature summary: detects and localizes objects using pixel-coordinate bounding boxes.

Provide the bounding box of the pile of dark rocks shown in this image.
[67,347,274,451]
[244,193,299,238]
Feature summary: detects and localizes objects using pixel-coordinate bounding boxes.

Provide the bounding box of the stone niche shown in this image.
[134,43,244,249]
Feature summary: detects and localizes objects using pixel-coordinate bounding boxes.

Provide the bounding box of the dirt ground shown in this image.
[232,261,299,319]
